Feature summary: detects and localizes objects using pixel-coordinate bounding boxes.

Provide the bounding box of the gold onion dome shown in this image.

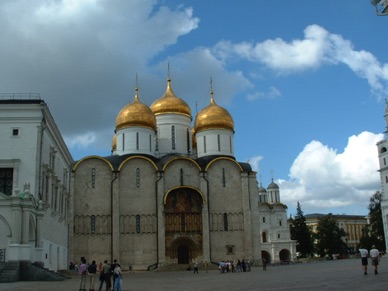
[194,93,234,133]
[115,88,157,131]
[150,79,192,118]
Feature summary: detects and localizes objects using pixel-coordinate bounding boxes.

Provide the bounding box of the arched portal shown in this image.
[164,188,203,263]
[261,250,271,263]
[279,249,291,262]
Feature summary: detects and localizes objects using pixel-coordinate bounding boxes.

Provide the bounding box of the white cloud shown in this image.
[246,86,281,101]
[213,24,388,99]
[279,132,384,214]
[248,155,263,173]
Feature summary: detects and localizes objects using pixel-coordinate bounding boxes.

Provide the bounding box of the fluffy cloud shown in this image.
[213,24,388,100]
[278,132,384,214]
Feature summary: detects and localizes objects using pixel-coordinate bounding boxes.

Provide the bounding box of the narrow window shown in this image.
[217,134,221,151]
[277,233,280,239]
[229,137,232,153]
[171,125,176,150]
[136,132,139,150]
[386,176,388,183]
[136,168,140,188]
[149,134,152,152]
[384,158,386,166]
[0,168,13,196]
[155,136,159,151]
[136,215,141,234]
[187,128,190,153]
[12,128,19,136]
[262,232,267,243]
[262,216,266,223]
[223,213,228,231]
[180,168,184,186]
[91,215,96,234]
[279,220,282,226]
[122,134,125,151]
[222,168,226,187]
[204,136,207,153]
[91,168,96,188]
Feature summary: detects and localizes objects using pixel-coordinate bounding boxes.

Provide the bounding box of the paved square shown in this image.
[1,257,387,291]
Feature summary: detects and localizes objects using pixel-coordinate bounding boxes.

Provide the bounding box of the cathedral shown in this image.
[69,78,295,270]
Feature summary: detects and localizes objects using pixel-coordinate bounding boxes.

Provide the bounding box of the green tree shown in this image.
[360,191,386,251]
[315,214,347,257]
[289,202,313,257]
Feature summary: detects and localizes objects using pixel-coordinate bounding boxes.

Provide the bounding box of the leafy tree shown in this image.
[315,214,347,257]
[289,202,313,257]
[360,191,386,251]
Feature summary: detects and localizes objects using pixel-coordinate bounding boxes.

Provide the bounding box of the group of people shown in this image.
[218,259,252,273]
[359,246,380,275]
[70,258,123,291]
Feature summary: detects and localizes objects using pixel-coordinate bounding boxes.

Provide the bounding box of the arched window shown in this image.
[262,231,267,243]
[136,215,141,234]
[171,125,176,150]
[91,215,96,234]
[136,168,140,188]
[223,213,228,231]
[217,134,221,151]
[91,168,96,188]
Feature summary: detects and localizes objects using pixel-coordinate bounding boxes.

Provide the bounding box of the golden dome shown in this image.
[194,94,234,133]
[150,79,192,118]
[115,88,156,131]
[112,133,117,151]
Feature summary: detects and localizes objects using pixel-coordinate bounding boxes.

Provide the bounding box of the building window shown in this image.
[180,168,184,186]
[278,233,280,239]
[136,168,140,188]
[262,232,267,243]
[384,157,386,166]
[223,213,228,231]
[136,215,141,234]
[91,215,96,234]
[136,132,139,150]
[262,216,266,223]
[279,220,282,226]
[222,168,226,187]
[171,125,176,150]
[11,128,20,136]
[187,129,190,153]
[149,134,152,152]
[229,136,232,153]
[122,134,125,151]
[226,245,235,255]
[386,176,388,183]
[91,168,96,188]
[217,134,221,151]
[204,136,207,153]
[0,168,13,195]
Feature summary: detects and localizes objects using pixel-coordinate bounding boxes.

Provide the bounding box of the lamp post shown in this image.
[371,0,388,16]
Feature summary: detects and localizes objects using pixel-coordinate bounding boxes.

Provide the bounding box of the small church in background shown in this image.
[70,77,296,270]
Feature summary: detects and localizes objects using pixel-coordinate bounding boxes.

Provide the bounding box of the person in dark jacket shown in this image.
[88,260,97,291]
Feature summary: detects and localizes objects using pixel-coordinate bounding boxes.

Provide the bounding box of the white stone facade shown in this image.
[377,101,388,251]
[0,98,73,271]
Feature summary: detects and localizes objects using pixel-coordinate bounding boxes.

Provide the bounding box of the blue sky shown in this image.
[1,0,387,216]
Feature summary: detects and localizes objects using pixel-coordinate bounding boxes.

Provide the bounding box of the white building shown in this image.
[377,100,388,251]
[69,79,296,269]
[0,96,73,272]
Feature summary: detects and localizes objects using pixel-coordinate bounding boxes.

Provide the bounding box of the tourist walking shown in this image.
[88,260,97,291]
[79,258,88,291]
[262,258,267,271]
[359,248,369,275]
[370,246,380,275]
[193,262,199,274]
[98,260,111,291]
[113,263,123,291]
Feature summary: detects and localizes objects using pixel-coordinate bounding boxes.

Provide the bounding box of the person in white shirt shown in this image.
[369,246,380,275]
[359,248,369,275]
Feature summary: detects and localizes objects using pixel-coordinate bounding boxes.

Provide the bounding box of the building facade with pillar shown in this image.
[0,97,73,271]
[69,79,295,270]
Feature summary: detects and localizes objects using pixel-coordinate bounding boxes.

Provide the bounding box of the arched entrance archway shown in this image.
[261,250,271,263]
[164,188,204,263]
[279,249,291,262]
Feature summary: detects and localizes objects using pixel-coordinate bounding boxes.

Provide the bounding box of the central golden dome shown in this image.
[194,94,234,133]
[115,89,156,131]
[150,79,192,118]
